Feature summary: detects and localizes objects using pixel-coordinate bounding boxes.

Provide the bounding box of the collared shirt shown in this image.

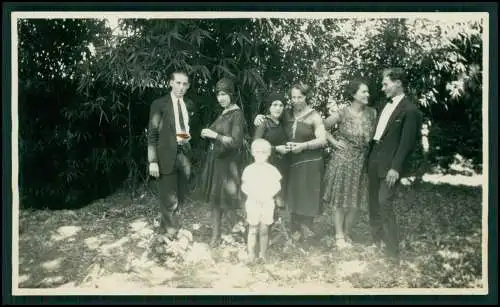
[241,162,282,202]
[170,92,190,142]
[372,94,405,141]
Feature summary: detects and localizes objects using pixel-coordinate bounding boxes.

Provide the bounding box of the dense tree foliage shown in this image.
[17,17,484,209]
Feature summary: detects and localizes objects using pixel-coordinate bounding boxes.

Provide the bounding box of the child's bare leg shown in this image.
[247,224,258,262]
[258,223,270,261]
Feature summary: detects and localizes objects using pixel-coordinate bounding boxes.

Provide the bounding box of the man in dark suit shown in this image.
[367,68,423,264]
[147,71,193,239]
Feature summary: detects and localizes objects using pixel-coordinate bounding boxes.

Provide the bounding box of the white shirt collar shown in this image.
[170,91,184,103]
[391,93,405,105]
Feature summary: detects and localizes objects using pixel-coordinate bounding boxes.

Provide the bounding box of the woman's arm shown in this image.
[214,110,245,151]
[323,111,341,130]
[324,109,345,147]
[325,130,336,146]
[304,112,327,150]
[253,119,267,140]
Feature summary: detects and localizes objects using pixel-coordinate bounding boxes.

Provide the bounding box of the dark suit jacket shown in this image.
[368,95,423,178]
[147,94,193,174]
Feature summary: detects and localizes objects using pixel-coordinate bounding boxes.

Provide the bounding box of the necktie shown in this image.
[177,99,186,133]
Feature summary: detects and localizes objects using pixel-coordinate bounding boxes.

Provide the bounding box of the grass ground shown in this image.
[17,174,484,292]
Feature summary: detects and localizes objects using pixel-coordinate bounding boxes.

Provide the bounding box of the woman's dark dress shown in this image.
[198,107,246,211]
[253,116,290,188]
[285,111,325,218]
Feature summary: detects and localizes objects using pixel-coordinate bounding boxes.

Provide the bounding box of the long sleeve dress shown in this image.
[198,105,246,211]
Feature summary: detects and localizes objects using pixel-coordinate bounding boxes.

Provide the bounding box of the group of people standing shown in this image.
[147,67,422,265]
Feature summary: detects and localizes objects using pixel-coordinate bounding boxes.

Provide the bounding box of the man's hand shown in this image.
[253,114,266,126]
[149,162,160,178]
[177,133,191,143]
[386,169,399,187]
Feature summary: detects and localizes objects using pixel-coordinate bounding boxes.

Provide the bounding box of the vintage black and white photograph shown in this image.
[10,8,492,296]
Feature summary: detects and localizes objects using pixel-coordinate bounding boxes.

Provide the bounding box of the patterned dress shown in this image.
[323,106,377,214]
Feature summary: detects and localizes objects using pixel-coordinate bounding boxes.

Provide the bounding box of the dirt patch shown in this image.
[17,181,484,291]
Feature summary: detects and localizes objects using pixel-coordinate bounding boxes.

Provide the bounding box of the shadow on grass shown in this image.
[17,172,484,290]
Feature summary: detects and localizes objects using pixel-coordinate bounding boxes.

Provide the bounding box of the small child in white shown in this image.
[241,138,282,263]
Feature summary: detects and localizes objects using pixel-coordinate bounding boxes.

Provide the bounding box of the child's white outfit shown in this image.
[241,162,282,226]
